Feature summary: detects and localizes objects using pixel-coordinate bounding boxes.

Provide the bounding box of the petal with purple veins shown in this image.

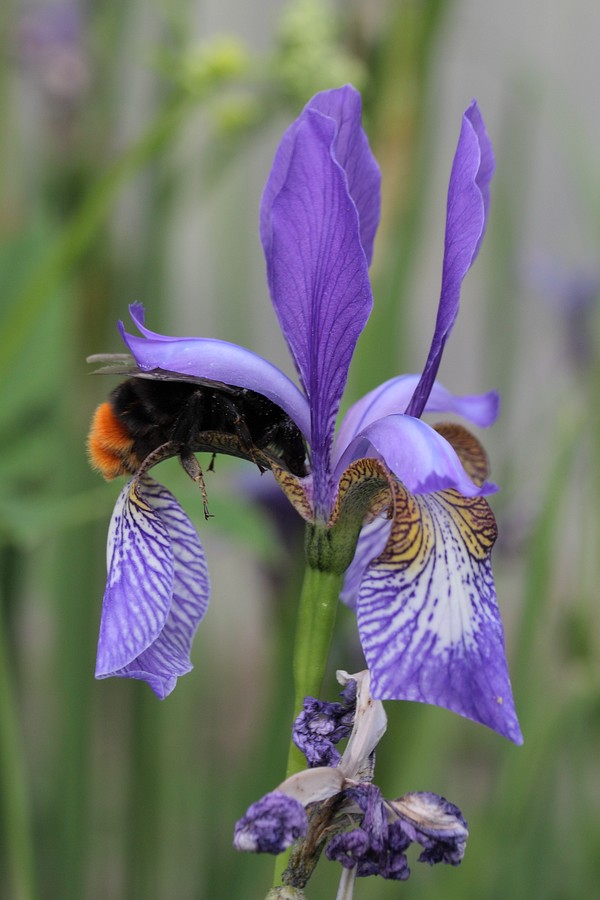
[260,85,380,268]
[356,481,523,744]
[96,476,209,699]
[340,516,392,611]
[406,101,495,419]
[260,98,374,514]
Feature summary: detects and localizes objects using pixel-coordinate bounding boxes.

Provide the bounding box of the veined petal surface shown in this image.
[120,308,311,439]
[335,415,496,497]
[260,91,375,515]
[334,376,499,462]
[340,516,393,610]
[260,85,380,269]
[96,476,209,699]
[357,482,523,744]
[406,101,495,418]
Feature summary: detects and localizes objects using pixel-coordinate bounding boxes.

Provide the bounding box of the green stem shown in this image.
[272,562,343,889]
[286,564,343,777]
[0,597,37,900]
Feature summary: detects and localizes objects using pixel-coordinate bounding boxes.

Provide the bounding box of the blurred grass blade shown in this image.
[0,594,37,900]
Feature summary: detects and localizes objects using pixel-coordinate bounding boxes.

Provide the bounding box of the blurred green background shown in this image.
[1,0,600,898]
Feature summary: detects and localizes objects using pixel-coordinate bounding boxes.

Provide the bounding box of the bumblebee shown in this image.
[87,364,307,516]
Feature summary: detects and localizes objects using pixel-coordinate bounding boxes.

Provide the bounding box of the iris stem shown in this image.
[272,563,343,888]
[287,564,343,778]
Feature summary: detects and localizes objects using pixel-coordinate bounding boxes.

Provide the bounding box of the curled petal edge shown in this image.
[334,415,497,498]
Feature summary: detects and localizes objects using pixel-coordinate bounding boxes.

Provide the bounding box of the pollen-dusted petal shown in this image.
[260,97,374,515]
[406,101,495,419]
[335,415,497,498]
[334,376,499,463]
[356,481,523,744]
[95,476,209,698]
[120,310,311,441]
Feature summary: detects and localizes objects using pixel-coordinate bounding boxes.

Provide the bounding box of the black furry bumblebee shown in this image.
[87,361,307,516]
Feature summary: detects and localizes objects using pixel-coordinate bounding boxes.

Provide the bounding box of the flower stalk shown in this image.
[287,559,344,779]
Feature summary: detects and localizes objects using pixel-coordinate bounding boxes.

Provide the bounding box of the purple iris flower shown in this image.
[94,85,522,744]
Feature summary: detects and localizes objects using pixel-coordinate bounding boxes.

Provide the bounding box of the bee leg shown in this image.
[180,451,212,519]
[207,452,217,473]
[136,441,178,476]
[212,394,266,472]
[230,413,267,473]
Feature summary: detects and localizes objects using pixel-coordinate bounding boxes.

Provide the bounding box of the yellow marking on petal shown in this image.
[435,489,497,558]
[434,423,490,486]
[379,481,497,570]
[129,478,153,513]
[328,458,393,528]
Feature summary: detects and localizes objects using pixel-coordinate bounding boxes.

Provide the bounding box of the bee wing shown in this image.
[86,354,239,394]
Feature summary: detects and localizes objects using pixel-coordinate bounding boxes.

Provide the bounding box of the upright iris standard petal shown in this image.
[306,87,381,264]
[260,85,381,269]
[120,307,311,440]
[356,482,523,744]
[260,90,377,515]
[95,476,209,699]
[406,101,495,419]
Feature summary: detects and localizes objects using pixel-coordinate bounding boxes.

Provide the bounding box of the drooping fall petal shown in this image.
[95,475,209,699]
[356,481,523,744]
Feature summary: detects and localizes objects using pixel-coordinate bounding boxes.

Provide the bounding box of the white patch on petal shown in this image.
[357,485,522,743]
[97,478,175,676]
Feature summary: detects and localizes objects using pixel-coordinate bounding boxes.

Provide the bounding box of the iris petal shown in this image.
[120,308,311,440]
[260,90,375,515]
[335,415,497,498]
[334,375,499,463]
[357,482,523,744]
[340,516,392,611]
[96,476,209,698]
[406,101,495,418]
